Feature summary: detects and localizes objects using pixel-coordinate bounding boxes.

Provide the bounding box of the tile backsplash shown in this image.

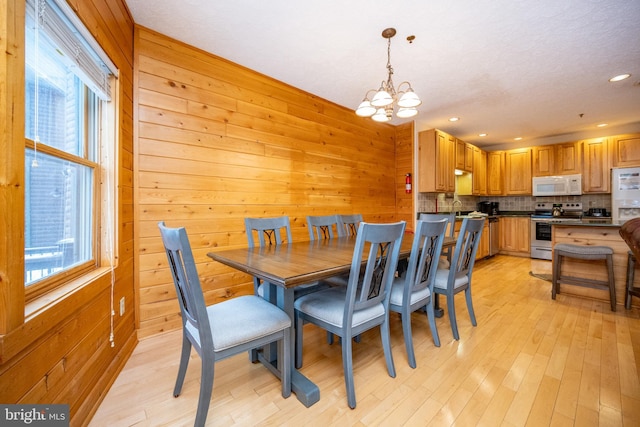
[416,193,611,214]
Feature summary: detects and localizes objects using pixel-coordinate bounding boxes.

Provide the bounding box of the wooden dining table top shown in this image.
[207,234,455,289]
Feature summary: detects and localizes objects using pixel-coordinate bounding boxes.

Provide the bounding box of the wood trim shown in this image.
[0,0,26,334]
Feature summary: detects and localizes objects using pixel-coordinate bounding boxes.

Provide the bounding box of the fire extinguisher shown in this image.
[405,173,412,194]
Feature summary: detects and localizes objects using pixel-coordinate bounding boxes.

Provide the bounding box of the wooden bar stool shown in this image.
[552,243,616,311]
[625,251,640,309]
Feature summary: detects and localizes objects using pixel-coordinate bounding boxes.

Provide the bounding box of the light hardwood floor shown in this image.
[90,255,640,426]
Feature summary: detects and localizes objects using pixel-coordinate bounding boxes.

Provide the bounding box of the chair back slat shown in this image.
[408,219,448,297]
[306,214,341,240]
[418,212,456,238]
[158,222,212,352]
[450,217,484,279]
[346,222,406,316]
[338,214,363,237]
[245,216,293,248]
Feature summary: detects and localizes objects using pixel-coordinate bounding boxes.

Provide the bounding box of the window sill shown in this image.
[25,267,113,320]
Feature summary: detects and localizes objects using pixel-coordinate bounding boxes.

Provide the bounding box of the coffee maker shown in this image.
[490,202,499,215]
[478,201,499,215]
[477,201,491,214]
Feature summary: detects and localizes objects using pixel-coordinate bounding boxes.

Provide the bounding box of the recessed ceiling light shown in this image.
[478,133,487,137]
[609,73,631,82]
[597,123,608,127]
[448,117,459,122]
[514,137,522,141]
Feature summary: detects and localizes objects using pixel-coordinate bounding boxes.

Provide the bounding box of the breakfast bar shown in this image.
[552,222,638,308]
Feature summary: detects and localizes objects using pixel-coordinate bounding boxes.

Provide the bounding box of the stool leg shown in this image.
[606,254,616,312]
[552,252,561,300]
[626,253,636,310]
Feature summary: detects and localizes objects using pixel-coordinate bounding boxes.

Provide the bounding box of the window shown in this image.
[24,0,117,298]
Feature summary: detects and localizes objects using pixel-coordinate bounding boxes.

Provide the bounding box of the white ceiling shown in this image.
[125,0,640,149]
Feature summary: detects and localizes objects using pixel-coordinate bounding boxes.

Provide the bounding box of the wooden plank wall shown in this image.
[134,27,400,338]
[395,121,415,231]
[0,0,136,425]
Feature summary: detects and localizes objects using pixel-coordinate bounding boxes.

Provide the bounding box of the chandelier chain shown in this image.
[385,37,396,97]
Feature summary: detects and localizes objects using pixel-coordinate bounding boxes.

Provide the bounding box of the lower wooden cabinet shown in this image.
[499,217,530,257]
[477,221,490,259]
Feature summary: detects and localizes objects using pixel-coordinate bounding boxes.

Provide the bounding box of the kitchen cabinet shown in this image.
[532,145,555,176]
[555,142,582,175]
[504,148,532,195]
[478,221,490,259]
[472,146,487,195]
[418,129,455,193]
[532,142,581,176]
[612,134,640,167]
[455,139,473,172]
[582,137,610,193]
[486,151,505,195]
[499,216,530,257]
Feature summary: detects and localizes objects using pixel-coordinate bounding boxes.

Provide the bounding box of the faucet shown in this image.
[452,199,463,217]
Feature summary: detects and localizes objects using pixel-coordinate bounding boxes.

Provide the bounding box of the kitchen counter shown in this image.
[552,222,618,228]
[498,211,532,217]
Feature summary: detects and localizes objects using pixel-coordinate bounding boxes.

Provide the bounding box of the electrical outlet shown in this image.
[119,297,125,316]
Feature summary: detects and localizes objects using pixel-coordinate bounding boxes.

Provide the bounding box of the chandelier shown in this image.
[355,28,421,122]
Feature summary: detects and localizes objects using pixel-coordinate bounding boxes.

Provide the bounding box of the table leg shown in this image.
[275,284,320,407]
[434,294,444,318]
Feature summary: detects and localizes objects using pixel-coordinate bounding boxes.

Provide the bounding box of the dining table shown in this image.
[207,232,455,407]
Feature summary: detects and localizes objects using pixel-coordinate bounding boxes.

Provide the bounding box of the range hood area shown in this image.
[455,170,473,196]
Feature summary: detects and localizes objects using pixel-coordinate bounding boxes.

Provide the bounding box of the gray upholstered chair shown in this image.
[419,212,456,267]
[338,213,363,237]
[434,217,484,340]
[307,214,351,345]
[294,221,406,408]
[307,214,345,240]
[158,222,291,426]
[389,218,447,368]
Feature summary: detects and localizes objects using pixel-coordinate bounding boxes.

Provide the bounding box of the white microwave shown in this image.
[532,174,582,196]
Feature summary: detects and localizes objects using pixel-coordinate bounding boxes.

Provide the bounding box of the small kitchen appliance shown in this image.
[490,202,499,215]
[477,201,491,214]
[477,201,499,216]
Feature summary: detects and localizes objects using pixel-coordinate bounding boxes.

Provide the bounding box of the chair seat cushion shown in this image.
[389,276,431,306]
[554,243,613,256]
[186,295,291,352]
[294,287,385,328]
[434,269,469,290]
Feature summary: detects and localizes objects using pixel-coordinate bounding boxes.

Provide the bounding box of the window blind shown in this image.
[26,0,117,101]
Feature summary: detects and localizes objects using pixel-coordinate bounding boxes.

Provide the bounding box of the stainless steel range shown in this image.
[530,202,583,260]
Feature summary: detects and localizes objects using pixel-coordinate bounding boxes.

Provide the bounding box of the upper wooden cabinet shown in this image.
[532,142,581,176]
[556,142,582,175]
[455,139,473,172]
[504,148,532,195]
[612,134,640,167]
[532,145,555,176]
[582,137,610,193]
[472,146,487,195]
[486,151,505,195]
[418,129,455,193]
